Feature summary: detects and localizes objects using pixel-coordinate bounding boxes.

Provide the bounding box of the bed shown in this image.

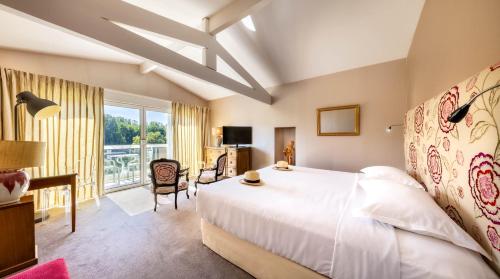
[196,63,500,278]
[198,166,366,278]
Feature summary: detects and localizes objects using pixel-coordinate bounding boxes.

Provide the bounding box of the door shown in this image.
[144,110,170,184]
[104,103,170,192]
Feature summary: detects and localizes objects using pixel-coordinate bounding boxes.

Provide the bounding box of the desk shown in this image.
[29,174,77,232]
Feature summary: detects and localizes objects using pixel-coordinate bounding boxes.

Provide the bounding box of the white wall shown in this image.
[210,59,409,172]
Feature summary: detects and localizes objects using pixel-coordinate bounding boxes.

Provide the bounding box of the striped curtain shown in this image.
[172,102,209,176]
[0,67,104,209]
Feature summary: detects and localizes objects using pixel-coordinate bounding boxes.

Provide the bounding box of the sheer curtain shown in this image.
[172,102,209,176]
[0,66,104,209]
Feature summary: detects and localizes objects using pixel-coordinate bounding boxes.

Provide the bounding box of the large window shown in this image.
[104,102,170,192]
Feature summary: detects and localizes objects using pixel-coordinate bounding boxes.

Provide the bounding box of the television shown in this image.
[222,126,252,146]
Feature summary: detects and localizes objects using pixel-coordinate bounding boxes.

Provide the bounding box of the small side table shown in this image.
[0,195,37,277]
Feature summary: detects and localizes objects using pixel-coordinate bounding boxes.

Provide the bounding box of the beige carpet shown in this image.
[106,187,171,216]
[34,189,253,279]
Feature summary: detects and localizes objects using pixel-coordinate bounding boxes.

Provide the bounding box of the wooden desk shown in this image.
[29,174,77,232]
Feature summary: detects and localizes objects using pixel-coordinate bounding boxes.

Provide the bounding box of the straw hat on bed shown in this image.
[239,170,264,186]
[273,160,292,171]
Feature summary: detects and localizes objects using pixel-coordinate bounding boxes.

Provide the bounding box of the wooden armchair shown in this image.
[195,153,227,196]
[150,159,189,211]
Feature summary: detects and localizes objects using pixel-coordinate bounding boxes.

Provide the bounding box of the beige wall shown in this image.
[0,48,207,106]
[210,59,409,172]
[407,0,500,107]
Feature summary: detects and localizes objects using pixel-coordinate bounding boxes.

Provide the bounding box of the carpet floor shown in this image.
[34,188,253,279]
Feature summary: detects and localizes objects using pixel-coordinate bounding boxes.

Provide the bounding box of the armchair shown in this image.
[194,153,227,196]
[150,159,189,211]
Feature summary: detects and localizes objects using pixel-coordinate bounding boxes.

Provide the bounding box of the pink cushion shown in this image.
[8,259,70,279]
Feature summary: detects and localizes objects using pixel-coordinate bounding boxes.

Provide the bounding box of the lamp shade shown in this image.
[215,127,223,137]
[17,91,60,119]
[212,127,223,137]
[0,141,46,170]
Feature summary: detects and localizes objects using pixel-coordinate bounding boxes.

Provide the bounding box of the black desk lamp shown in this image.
[447,84,500,123]
[14,91,61,140]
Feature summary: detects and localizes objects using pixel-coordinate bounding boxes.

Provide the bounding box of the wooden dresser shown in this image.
[205,146,226,168]
[205,146,252,177]
[0,195,37,277]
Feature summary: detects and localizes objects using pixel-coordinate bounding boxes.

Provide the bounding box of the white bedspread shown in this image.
[196,166,400,278]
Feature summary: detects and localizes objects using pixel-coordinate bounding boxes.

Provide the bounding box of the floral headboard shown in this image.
[404,62,500,272]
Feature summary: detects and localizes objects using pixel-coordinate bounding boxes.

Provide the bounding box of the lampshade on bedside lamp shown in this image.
[0,141,46,205]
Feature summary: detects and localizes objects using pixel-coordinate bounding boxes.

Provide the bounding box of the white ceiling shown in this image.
[220,0,426,85]
[0,0,425,101]
[0,8,140,64]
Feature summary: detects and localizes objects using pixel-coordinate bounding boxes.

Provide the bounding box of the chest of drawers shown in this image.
[204,146,252,177]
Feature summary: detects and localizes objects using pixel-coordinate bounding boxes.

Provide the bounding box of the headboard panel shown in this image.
[404,62,500,272]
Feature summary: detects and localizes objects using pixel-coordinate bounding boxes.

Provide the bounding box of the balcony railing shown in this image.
[104,144,168,190]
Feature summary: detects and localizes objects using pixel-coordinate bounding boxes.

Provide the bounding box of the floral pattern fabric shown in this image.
[217,155,227,176]
[152,162,178,185]
[404,63,500,272]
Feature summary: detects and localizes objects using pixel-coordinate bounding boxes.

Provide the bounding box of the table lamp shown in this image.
[0,141,46,205]
[212,127,223,147]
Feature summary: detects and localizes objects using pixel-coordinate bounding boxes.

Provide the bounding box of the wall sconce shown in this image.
[448,84,500,123]
[385,124,403,133]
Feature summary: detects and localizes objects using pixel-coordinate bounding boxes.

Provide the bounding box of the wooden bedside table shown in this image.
[0,195,37,277]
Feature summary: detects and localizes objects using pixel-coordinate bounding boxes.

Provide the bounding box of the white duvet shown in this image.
[196,166,399,278]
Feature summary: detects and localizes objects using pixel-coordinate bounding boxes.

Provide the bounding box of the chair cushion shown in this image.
[154,180,188,194]
[178,180,188,190]
[198,171,216,183]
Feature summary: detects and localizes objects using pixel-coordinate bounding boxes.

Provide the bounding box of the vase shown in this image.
[0,170,30,205]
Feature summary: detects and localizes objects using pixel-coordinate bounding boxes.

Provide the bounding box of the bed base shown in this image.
[200,219,328,279]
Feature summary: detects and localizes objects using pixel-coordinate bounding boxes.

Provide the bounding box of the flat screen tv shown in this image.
[222,126,252,146]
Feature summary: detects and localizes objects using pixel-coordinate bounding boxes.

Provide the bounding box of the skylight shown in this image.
[241,16,256,32]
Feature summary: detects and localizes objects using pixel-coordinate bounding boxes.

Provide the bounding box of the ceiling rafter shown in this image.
[139,62,157,74]
[0,0,272,104]
[207,0,272,35]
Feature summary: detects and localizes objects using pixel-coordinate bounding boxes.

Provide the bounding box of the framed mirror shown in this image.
[317,105,360,136]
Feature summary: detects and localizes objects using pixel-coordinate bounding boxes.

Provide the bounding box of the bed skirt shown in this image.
[200,218,328,279]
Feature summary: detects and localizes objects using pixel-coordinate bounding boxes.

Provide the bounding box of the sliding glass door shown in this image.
[104,103,170,192]
[144,110,169,183]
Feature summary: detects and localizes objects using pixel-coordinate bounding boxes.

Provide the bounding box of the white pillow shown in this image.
[360,166,425,190]
[356,178,491,260]
[397,229,497,279]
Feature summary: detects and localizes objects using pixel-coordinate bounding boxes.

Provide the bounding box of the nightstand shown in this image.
[0,195,37,277]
